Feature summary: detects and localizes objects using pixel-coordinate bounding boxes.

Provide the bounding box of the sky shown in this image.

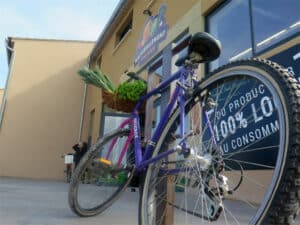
[0,0,120,88]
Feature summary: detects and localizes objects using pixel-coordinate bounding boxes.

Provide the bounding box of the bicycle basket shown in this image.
[102,90,144,113]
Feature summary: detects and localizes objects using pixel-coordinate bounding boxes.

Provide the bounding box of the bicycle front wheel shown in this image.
[68,128,135,217]
[139,59,300,225]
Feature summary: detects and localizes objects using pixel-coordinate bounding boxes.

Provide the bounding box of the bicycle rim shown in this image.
[140,59,299,225]
[69,129,135,217]
[67,167,72,183]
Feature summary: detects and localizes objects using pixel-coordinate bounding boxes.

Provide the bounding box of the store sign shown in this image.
[134,5,168,66]
[201,45,299,170]
[269,44,300,81]
[202,80,278,170]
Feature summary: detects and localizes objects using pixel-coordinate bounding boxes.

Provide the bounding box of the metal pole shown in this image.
[78,83,87,142]
[0,39,15,128]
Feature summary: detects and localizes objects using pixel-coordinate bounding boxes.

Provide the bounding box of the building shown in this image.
[77,0,299,206]
[80,0,213,144]
[0,38,94,179]
[0,0,298,182]
[81,0,299,146]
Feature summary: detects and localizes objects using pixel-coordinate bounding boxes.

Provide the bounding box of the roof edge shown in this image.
[89,0,133,64]
[8,36,96,43]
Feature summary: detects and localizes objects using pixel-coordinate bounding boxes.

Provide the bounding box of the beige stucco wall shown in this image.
[0,89,3,107]
[0,38,94,180]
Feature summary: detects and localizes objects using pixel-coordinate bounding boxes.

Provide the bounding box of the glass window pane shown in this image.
[103,115,128,134]
[208,0,252,71]
[100,116,128,163]
[145,62,163,141]
[172,46,188,73]
[252,0,300,52]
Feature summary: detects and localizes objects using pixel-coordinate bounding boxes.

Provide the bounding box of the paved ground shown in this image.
[1,177,300,225]
[0,177,138,225]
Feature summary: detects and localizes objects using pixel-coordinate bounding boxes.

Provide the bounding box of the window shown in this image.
[252,0,300,52]
[101,112,128,136]
[115,11,133,46]
[171,31,190,73]
[145,58,163,141]
[99,111,130,163]
[207,0,252,71]
[207,0,300,71]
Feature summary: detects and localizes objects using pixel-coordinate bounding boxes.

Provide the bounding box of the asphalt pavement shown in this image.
[0,177,138,225]
[1,177,300,225]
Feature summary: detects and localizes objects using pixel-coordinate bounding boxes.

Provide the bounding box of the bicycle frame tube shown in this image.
[105,66,192,171]
[105,118,134,167]
[134,68,184,110]
[179,71,187,151]
[103,64,221,178]
[140,110,219,174]
[135,67,190,170]
[137,85,181,170]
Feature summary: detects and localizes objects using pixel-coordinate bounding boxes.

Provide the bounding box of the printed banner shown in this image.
[202,79,279,170]
[202,44,299,170]
[134,5,168,66]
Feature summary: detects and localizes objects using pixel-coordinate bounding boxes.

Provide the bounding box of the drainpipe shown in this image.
[77,82,87,142]
[0,39,15,128]
[77,58,91,142]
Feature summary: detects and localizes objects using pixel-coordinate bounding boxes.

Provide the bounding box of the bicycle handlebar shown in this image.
[126,72,147,83]
[61,153,74,158]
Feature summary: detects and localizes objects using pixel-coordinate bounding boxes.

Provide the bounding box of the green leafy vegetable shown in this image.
[77,66,116,93]
[116,80,147,101]
[77,66,147,103]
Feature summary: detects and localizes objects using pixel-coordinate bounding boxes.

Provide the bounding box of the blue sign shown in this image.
[202,79,278,170]
[202,44,299,170]
[134,5,168,66]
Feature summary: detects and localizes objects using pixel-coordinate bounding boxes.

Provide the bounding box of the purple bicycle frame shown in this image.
[105,66,217,173]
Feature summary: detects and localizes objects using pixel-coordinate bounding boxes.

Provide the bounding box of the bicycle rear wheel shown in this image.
[68,128,135,217]
[139,59,300,225]
[66,165,72,183]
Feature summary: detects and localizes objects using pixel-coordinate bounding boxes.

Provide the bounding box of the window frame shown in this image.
[251,0,300,53]
[88,108,95,147]
[115,10,133,47]
[205,0,253,72]
[205,0,300,72]
[99,110,129,137]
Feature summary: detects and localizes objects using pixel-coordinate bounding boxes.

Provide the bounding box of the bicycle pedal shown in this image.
[98,158,112,166]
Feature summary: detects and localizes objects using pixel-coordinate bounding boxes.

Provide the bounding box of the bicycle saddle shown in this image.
[175,32,222,66]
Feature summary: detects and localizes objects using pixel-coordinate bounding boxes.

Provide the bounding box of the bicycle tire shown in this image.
[66,166,72,183]
[139,58,300,225]
[68,128,135,217]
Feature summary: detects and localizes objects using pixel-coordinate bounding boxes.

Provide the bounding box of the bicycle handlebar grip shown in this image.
[127,72,147,83]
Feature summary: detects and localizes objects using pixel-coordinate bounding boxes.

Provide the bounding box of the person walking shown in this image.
[72,142,88,168]
[72,142,89,183]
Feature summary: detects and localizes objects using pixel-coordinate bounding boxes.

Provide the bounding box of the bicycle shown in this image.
[68,32,300,225]
[61,153,74,183]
